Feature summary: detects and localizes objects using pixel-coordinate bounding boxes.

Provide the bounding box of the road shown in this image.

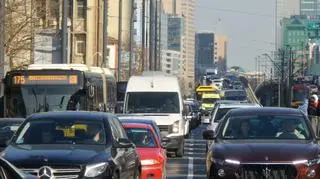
[166,124,208,179]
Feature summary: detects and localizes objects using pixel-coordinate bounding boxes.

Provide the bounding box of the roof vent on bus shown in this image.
[28,64,89,71]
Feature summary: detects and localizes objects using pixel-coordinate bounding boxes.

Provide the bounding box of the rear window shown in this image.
[124,128,157,148]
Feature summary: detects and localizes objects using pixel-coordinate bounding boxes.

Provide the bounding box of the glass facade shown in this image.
[195,33,214,81]
[300,0,320,18]
[167,16,184,51]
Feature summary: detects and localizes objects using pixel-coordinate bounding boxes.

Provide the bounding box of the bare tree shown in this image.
[1,0,59,70]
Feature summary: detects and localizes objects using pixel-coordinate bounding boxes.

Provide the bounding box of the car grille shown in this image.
[158,125,170,132]
[239,164,297,179]
[20,165,82,179]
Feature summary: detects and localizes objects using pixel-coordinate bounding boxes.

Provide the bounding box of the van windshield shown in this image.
[126,92,180,113]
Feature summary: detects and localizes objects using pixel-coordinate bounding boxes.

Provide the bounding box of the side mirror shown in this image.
[203,130,216,140]
[115,138,135,148]
[161,138,170,149]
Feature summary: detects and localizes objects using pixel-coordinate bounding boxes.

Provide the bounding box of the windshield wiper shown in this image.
[32,88,38,113]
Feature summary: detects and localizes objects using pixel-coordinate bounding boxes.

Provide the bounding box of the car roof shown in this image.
[228,107,304,116]
[119,118,156,125]
[122,123,154,130]
[27,111,112,121]
[218,103,261,108]
[0,118,25,123]
[215,100,243,104]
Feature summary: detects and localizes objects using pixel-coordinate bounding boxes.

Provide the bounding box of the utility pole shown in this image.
[62,0,68,64]
[0,0,5,79]
[102,0,109,68]
[141,0,145,72]
[280,49,285,107]
[117,0,122,81]
[153,0,158,71]
[149,0,153,70]
[128,0,134,77]
[287,47,293,107]
[158,0,162,71]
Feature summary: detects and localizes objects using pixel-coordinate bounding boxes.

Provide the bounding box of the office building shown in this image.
[276,0,300,48]
[214,35,228,75]
[161,50,181,76]
[195,32,214,82]
[162,0,196,96]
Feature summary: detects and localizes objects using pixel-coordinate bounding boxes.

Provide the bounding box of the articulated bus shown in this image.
[291,84,309,108]
[3,64,116,117]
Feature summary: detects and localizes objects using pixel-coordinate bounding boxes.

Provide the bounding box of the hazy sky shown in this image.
[196,0,276,71]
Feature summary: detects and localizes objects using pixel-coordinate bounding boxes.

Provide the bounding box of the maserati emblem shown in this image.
[262,166,271,178]
[38,166,54,179]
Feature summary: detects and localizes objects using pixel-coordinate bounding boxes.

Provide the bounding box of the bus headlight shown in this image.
[172,121,179,133]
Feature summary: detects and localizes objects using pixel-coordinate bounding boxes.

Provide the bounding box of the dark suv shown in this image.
[1,111,141,179]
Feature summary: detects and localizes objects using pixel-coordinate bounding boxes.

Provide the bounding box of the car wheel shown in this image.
[175,142,184,157]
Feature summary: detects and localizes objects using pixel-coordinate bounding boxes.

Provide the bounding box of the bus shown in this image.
[291,84,309,108]
[195,85,219,101]
[3,64,116,117]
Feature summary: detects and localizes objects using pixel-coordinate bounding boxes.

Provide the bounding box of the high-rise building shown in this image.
[195,32,214,82]
[162,0,195,96]
[134,0,159,72]
[214,35,228,75]
[161,50,181,76]
[276,0,300,49]
[167,15,184,51]
[300,0,320,18]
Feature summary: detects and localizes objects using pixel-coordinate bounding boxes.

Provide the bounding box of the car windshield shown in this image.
[221,115,311,140]
[13,119,107,145]
[124,128,157,148]
[213,108,235,122]
[126,92,180,113]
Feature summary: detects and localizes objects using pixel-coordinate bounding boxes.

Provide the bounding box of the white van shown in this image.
[124,71,188,157]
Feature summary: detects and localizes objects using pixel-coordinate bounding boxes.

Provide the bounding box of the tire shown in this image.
[175,142,184,157]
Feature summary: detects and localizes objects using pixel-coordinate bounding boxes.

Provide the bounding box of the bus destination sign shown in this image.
[12,75,78,85]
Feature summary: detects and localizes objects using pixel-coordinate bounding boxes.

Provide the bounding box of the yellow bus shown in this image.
[195,85,219,100]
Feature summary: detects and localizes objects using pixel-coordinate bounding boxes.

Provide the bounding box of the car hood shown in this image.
[2,144,110,167]
[212,140,319,162]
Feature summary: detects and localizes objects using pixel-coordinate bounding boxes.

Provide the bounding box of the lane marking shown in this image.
[187,157,194,179]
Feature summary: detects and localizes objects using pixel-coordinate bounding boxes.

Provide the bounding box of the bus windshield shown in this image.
[6,86,84,117]
[126,92,180,113]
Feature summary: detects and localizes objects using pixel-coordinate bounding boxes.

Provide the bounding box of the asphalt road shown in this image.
[166,123,208,179]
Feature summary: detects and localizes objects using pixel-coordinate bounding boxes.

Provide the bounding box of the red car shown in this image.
[122,123,167,179]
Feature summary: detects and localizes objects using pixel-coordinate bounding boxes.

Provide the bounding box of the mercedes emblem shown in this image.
[38,166,54,179]
[263,166,271,178]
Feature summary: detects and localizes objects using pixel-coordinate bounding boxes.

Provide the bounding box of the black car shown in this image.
[118,117,162,141]
[0,157,37,179]
[203,107,320,179]
[2,111,141,179]
[0,118,25,151]
[184,103,201,130]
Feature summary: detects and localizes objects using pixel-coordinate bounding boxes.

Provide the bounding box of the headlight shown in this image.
[172,120,179,133]
[84,162,108,177]
[141,159,161,166]
[210,158,241,165]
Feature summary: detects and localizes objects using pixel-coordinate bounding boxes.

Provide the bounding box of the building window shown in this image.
[166,64,171,68]
[75,34,86,55]
[166,58,171,62]
[166,53,171,56]
[77,0,87,19]
[68,0,73,17]
[166,70,171,74]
